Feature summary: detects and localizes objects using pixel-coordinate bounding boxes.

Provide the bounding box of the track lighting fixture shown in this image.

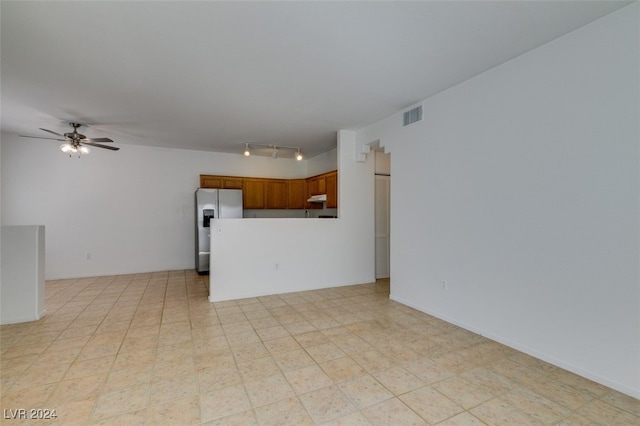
[241,143,303,160]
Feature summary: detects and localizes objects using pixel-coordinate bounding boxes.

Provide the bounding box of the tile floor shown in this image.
[1,270,638,425]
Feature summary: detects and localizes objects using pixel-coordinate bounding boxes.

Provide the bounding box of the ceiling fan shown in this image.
[20,123,120,156]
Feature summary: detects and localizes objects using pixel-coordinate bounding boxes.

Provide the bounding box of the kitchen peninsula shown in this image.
[206,132,374,304]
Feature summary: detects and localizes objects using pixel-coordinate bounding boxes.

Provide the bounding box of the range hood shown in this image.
[307,194,327,203]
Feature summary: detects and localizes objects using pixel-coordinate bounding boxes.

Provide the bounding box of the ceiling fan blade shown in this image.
[81,141,120,151]
[19,135,66,141]
[39,128,66,138]
[81,137,114,143]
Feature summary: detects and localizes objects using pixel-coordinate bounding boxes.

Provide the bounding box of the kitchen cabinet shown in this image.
[199,175,242,189]
[199,171,337,210]
[265,179,288,209]
[306,175,327,209]
[243,178,266,209]
[318,176,326,195]
[307,174,326,196]
[306,178,315,200]
[223,177,243,189]
[200,175,223,188]
[325,171,338,208]
[305,177,320,209]
[287,179,307,209]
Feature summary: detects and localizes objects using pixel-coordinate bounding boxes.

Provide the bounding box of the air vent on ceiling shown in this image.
[403,105,423,126]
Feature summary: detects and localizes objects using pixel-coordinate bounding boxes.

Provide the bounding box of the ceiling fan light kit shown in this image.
[20,122,120,158]
[60,143,90,155]
[243,143,303,161]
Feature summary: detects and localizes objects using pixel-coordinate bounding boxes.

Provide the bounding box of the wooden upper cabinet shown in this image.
[307,174,328,196]
[244,178,290,210]
[304,171,338,209]
[287,179,307,209]
[265,179,288,209]
[223,177,243,189]
[307,177,318,197]
[310,176,326,196]
[243,178,266,209]
[200,175,223,188]
[317,175,326,195]
[200,175,243,189]
[305,177,320,209]
[325,171,338,208]
[201,171,337,210]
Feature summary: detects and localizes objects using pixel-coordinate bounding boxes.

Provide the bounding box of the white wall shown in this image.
[307,147,338,176]
[209,130,375,301]
[358,3,639,398]
[0,136,3,285]
[374,150,390,175]
[0,134,339,279]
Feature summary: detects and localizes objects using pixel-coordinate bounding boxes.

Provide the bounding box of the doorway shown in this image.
[374,150,390,279]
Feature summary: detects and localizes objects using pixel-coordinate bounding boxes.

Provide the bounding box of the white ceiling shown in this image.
[0,1,630,158]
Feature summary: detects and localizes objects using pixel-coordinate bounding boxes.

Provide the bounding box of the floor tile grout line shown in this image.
[2,272,639,425]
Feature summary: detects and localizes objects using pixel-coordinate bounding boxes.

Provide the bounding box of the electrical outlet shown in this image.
[441,280,447,291]
[85,253,92,260]
[274,263,279,271]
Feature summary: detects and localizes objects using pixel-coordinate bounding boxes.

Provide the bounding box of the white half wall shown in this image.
[209,130,375,301]
[0,134,336,279]
[1,225,45,324]
[357,4,639,398]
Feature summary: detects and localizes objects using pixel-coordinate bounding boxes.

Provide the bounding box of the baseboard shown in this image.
[0,313,42,325]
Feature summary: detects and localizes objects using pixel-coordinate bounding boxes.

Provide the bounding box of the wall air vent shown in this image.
[403,105,423,126]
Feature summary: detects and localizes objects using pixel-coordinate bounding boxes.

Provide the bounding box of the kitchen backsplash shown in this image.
[244,208,338,219]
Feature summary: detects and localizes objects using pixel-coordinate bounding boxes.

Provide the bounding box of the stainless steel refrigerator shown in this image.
[195,188,243,274]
